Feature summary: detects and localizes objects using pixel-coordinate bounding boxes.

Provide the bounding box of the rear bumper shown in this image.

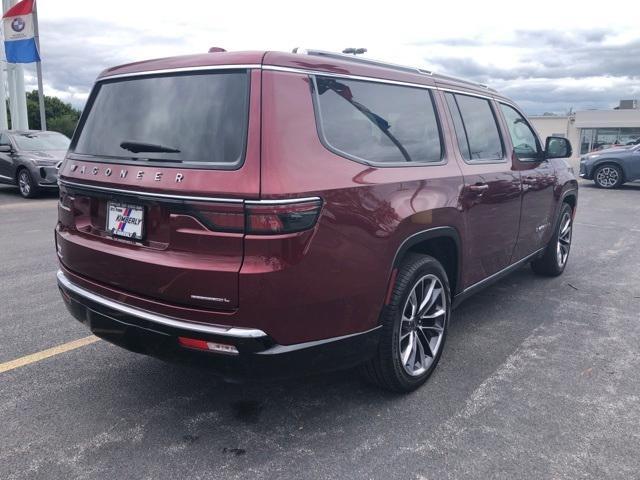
[57,270,380,379]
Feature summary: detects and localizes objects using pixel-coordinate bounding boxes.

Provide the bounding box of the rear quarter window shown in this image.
[312,76,443,165]
[72,70,250,169]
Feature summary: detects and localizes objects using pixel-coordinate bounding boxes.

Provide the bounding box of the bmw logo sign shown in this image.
[11,17,26,32]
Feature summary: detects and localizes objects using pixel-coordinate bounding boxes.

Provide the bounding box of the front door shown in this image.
[497,103,557,260]
[442,91,521,288]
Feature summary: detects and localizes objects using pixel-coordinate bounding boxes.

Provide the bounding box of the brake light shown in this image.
[246,199,322,234]
[186,198,322,235]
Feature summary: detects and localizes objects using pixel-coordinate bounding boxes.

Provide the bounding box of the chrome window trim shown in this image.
[264,65,437,91]
[57,270,268,338]
[98,64,262,81]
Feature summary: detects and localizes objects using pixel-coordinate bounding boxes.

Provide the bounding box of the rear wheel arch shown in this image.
[392,227,461,296]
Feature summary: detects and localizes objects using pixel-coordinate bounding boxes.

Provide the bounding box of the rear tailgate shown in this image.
[56,67,262,311]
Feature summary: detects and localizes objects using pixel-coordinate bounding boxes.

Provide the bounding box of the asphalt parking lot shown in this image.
[1,181,639,480]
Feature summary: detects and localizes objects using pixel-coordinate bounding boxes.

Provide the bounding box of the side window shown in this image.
[444,93,503,163]
[313,76,442,164]
[499,103,541,160]
[0,133,10,146]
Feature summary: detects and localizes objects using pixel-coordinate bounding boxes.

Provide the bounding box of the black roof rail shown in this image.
[292,48,496,93]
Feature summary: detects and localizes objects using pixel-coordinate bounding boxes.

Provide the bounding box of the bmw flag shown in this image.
[3,0,40,63]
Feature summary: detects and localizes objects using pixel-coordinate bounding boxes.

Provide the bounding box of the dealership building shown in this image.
[529,100,640,167]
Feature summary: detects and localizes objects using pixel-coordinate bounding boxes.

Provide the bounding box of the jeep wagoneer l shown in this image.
[56,49,577,392]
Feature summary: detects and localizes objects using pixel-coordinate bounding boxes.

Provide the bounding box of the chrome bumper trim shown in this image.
[56,270,268,339]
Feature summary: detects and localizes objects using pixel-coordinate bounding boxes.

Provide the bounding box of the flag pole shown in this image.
[32,0,45,130]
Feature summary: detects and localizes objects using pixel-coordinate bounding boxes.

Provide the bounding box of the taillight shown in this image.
[187,201,245,233]
[186,198,322,235]
[246,199,322,234]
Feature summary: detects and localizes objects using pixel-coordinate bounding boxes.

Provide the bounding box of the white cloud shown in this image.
[14,0,640,113]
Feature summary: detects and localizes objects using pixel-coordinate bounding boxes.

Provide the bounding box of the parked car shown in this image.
[580,143,640,188]
[55,49,577,392]
[0,130,70,198]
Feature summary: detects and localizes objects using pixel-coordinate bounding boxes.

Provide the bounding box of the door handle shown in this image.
[523,176,537,185]
[468,183,489,192]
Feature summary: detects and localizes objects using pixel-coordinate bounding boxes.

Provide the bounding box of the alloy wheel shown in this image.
[556,211,572,268]
[595,166,619,188]
[18,171,31,196]
[399,274,446,376]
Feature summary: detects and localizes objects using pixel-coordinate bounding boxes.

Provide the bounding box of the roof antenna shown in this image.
[342,48,367,55]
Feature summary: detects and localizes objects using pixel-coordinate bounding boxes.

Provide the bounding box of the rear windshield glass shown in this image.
[13,132,70,151]
[73,71,250,167]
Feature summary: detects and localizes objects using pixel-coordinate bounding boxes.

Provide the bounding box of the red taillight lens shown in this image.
[187,201,245,233]
[246,199,322,234]
[185,199,322,235]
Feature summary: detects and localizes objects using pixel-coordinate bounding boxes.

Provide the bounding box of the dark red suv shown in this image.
[56,49,577,392]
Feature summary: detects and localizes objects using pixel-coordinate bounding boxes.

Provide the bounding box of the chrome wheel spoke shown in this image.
[398,273,447,377]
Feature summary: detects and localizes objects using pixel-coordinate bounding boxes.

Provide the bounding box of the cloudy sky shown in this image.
[19,0,640,115]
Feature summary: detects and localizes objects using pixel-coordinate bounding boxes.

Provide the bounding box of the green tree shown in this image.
[25,90,81,137]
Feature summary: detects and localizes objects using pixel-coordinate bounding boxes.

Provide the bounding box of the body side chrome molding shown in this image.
[99,64,262,81]
[0,173,14,182]
[454,247,545,306]
[57,270,268,338]
[257,325,382,355]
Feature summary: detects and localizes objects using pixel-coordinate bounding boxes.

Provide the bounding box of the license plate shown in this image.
[106,202,145,240]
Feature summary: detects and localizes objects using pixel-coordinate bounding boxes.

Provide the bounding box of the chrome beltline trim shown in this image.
[57,270,268,338]
[99,64,263,80]
[58,179,244,203]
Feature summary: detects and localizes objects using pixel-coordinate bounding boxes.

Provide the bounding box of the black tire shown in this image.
[362,254,450,393]
[531,202,573,277]
[593,164,623,189]
[17,168,38,199]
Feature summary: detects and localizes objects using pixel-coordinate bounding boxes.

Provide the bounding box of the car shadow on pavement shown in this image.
[54,264,552,456]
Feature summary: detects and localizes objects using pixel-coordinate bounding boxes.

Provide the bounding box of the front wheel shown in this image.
[17,168,38,199]
[531,203,573,276]
[362,254,450,393]
[593,164,623,189]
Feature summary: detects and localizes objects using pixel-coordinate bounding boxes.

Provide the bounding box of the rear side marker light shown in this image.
[178,337,239,355]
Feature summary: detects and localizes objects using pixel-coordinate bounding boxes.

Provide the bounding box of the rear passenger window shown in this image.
[313,76,442,165]
[445,93,503,162]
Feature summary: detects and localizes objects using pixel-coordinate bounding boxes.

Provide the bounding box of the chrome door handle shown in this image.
[468,184,489,192]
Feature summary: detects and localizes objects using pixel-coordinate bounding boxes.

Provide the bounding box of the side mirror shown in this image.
[0,144,11,153]
[545,136,572,159]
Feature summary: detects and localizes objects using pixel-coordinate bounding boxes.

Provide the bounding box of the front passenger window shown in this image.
[499,104,541,160]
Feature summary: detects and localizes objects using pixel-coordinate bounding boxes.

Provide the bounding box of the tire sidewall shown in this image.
[386,256,451,389]
[551,203,573,273]
[594,164,622,189]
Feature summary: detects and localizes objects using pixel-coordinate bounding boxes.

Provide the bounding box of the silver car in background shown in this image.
[0,130,71,198]
[580,143,640,188]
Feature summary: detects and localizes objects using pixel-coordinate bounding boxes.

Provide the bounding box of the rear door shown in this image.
[442,90,521,288]
[56,68,262,310]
